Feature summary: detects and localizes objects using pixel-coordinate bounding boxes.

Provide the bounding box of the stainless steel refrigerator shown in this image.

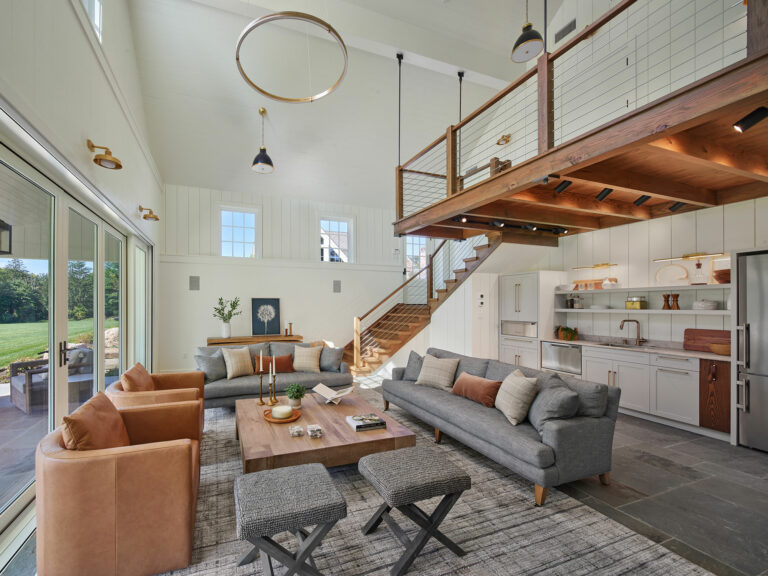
[737,251,768,452]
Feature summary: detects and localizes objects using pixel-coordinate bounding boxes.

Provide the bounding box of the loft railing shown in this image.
[396,0,749,222]
[353,240,447,367]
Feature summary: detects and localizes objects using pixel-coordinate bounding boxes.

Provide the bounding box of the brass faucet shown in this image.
[619,319,647,347]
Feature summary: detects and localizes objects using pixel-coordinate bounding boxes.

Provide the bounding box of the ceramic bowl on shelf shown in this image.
[692,300,718,310]
[708,343,731,356]
[713,269,731,284]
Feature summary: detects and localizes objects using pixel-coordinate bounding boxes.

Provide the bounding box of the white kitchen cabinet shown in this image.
[499,273,538,323]
[583,356,613,386]
[499,337,538,369]
[615,362,651,412]
[650,366,700,426]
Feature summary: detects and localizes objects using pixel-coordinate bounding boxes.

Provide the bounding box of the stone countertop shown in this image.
[541,338,731,362]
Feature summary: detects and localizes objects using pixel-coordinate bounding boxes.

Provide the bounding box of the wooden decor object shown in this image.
[699,360,730,433]
[671,294,680,310]
[683,329,730,352]
[206,334,303,346]
[662,294,671,310]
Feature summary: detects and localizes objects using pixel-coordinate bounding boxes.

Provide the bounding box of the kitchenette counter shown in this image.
[541,338,731,362]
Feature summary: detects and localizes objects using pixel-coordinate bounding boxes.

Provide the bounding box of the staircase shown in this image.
[343,232,502,376]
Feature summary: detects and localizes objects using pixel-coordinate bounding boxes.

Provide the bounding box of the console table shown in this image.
[206,334,304,346]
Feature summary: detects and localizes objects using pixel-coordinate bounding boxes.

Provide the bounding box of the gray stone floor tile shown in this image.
[661,539,749,576]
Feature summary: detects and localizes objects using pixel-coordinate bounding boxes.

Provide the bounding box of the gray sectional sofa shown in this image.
[195,342,353,409]
[382,347,620,506]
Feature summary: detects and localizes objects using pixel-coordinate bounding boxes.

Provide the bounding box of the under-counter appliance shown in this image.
[737,251,768,452]
[541,341,582,375]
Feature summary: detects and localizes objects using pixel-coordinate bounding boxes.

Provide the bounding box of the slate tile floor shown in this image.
[561,414,768,576]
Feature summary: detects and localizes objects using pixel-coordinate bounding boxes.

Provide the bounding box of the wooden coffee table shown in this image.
[236,391,416,474]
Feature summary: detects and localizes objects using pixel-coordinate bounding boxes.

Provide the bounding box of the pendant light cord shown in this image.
[397,52,403,166]
[261,113,265,148]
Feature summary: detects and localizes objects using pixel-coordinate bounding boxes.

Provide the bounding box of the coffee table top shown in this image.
[236,391,415,471]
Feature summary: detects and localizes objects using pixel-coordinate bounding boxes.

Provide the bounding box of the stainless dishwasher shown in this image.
[541,342,582,375]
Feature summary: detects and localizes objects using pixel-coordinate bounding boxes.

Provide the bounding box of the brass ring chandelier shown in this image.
[235,11,348,104]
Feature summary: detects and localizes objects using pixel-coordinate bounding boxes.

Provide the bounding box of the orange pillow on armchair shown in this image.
[254,354,295,374]
[120,363,155,392]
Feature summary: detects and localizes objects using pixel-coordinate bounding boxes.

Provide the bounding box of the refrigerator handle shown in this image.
[736,379,749,412]
[736,324,750,369]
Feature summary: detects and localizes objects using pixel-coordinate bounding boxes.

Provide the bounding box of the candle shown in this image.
[271,405,292,419]
[259,351,263,372]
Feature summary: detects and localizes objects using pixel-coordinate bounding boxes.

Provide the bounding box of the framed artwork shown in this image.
[252,298,281,335]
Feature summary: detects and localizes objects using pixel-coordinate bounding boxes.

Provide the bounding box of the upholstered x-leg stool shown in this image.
[234,463,347,576]
[358,445,471,576]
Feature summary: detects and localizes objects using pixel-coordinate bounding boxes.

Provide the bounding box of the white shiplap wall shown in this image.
[163,184,399,266]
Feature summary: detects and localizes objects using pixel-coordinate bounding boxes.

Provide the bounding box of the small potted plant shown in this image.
[285,384,306,409]
[213,297,241,338]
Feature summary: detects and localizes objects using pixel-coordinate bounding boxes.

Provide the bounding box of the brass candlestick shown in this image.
[271,374,279,404]
[258,373,265,406]
[267,374,278,406]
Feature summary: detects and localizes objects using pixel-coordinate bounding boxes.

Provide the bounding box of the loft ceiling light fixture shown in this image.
[86,139,122,170]
[252,107,274,174]
[511,0,545,63]
[235,11,348,104]
[733,106,768,133]
[554,180,572,194]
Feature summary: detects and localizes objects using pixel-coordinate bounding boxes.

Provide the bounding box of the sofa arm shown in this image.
[120,401,202,444]
[107,387,198,410]
[540,416,616,484]
[152,371,204,399]
[391,367,406,381]
[339,362,350,374]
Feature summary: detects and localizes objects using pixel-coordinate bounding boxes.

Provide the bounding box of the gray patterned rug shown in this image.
[165,387,710,576]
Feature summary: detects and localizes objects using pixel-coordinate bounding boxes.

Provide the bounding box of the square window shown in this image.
[221,209,257,258]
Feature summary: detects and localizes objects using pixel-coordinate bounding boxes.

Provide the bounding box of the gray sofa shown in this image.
[195,342,353,409]
[382,347,620,506]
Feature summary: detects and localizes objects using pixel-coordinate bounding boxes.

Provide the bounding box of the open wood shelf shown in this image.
[554,284,731,295]
[554,308,731,316]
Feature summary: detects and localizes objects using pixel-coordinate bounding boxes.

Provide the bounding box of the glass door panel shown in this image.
[104,232,122,387]
[0,161,53,516]
[67,209,97,412]
[134,245,147,367]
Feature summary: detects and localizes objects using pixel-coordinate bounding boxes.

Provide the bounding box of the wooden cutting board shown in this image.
[683,329,730,352]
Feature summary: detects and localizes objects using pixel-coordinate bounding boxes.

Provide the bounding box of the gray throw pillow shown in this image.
[415,354,459,390]
[404,351,424,381]
[195,349,227,382]
[528,386,579,435]
[563,378,609,417]
[320,346,344,372]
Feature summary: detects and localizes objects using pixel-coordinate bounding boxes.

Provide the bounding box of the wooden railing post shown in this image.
[537,53,554,154]
[446,126,457,197]
[427,252,434,300]
[353,317,361,368]
[395,166,404,220]
[748,0,768,55]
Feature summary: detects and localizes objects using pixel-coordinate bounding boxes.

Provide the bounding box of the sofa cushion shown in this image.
[195,350,227,382]
[451,373,502,408]
[270,342,309,358]
[495,369,539,425]
[528,385,579,435]
[484,359,539,382]
[61,392,131,450]
[293,346,321,373]
[384,380,554,468]
[415,355,459,390]
[403,351,423,381]
[320,347,344,372]
[121,363,154,392]
[204,372,352,399]
[427,348,488,379]
[222,347,255,380]
[258,355,295,374]
[560,376,609,417]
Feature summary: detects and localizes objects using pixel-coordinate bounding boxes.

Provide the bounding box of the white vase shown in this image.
[289,397,301,408]
[221,322,231,338]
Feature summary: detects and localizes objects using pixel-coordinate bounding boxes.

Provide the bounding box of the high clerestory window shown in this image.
[320,218,352,263]
[221,209,257,258]
[81,0,103,41]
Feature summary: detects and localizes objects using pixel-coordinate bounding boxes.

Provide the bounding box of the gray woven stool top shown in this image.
[234,463,347,539]
[358,446,471,508]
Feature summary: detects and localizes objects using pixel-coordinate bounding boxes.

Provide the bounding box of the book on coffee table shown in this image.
[345,413,387,432]
[313,383,354,405]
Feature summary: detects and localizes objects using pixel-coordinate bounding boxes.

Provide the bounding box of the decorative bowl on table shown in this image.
[263,407,302,424]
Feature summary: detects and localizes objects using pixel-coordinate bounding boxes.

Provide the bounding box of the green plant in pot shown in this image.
[213,297,241,338]
[285,383,306,408]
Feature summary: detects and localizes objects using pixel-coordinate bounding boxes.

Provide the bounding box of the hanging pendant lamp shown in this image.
[252,107,274,174]
[511,0,544,63]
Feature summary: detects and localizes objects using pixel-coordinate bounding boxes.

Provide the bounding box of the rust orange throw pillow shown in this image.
[254,354,295,374]
[62,392,131,450]
[451,372,503,408]
[120,363,154,392]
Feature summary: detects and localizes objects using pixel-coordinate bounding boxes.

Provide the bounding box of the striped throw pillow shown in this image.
[293,346,322,373]
[415,354,459,390]
[221,347,254,380]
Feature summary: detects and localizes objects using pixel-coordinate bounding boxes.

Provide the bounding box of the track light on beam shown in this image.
[669,202,685,212]
[634,195,651,206]
[523,223,538,231]
[596,188,612,201]
[733,107,768,133]
[554,180,572,194]
[492,221,505,228]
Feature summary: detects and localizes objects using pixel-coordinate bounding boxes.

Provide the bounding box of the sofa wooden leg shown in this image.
[599,472,611,486]
[434,428,443,444]
[534,484,548,507]
[384,399,389,411]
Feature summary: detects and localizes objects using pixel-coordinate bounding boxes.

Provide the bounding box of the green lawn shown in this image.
[0,318,119,370]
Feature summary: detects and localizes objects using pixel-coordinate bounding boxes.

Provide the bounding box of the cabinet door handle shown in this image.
[736,380,749,412]
[656,355,690,362]
[515,284,520,313]
[658,368,690,376]
[613,371,618,387]
[607,369,612,386]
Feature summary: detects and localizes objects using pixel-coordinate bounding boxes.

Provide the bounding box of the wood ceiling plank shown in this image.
[505,188,652,220]
[716,181,768,204]
[404,225,465,240]
[567,164,717,206]
[466,201,603,230]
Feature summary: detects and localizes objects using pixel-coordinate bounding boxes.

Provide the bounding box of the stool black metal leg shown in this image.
[362,502,391,535]
[237,545,260,567]
[261,551,275,576]
[399,500,465,556]
[239,521,336,576]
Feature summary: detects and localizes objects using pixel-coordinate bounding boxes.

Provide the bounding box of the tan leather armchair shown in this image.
[36,401,201,576]
[106,371,204,430]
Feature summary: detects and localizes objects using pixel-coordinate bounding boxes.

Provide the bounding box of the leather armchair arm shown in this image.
[120,401,201,444]
[152,371,204,399]
[107,387,198,409]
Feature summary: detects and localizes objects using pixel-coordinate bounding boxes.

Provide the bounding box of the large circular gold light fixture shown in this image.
[235,11,348,104]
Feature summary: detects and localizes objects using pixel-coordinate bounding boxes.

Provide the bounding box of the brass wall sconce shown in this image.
[138,206,160,221]
[496,134,511,145]
[87,139,122,170]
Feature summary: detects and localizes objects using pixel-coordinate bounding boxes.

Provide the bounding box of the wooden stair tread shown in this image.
[453,268,468,275]
[463,257,480,263]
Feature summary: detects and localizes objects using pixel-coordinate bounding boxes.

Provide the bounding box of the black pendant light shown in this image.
[252,107,274,174]
[511,0,544,63]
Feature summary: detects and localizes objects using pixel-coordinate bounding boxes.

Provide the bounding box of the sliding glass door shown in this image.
[104,231,122,387]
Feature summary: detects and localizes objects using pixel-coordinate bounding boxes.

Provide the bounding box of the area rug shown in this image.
[165,387,710,576]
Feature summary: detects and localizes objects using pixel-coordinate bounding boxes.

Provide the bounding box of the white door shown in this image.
[516,273,539,323]
[651,366,699,425]
[583,356,613,386]
[615,361,650,412]
[499,276,518,321]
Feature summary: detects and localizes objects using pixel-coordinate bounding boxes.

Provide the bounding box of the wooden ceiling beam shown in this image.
[403,226,465,240]
[504,188,652,220]
[466,201,604,230]
[646,136,768,184]
[716,181,768,204]
[430,220,560,246]
[566,165,717,206]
